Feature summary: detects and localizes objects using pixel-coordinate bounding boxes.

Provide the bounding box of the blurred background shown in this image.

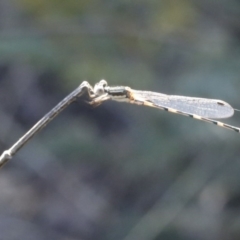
[0,0,240,239]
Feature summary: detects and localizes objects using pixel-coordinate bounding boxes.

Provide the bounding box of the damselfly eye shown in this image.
[99,79,108,88]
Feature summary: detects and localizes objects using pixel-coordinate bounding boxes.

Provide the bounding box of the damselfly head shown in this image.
[93,79,108,97]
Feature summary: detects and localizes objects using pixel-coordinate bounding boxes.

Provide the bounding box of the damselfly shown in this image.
[90,80,240,133]
[0,80,239,168]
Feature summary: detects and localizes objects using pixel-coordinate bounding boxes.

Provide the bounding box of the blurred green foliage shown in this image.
[0,0,240,239]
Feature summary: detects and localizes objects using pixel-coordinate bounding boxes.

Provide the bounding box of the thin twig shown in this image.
[0,81,91,168]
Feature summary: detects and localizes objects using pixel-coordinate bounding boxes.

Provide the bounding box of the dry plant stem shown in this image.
[0,81,90,168]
